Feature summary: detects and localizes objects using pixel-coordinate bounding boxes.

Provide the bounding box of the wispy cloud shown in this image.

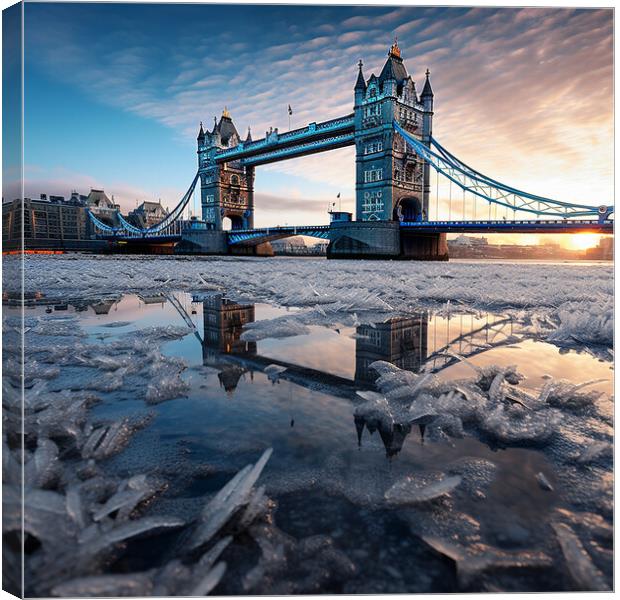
[23,5,612,220]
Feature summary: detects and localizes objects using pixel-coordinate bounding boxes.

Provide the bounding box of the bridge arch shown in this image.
[222,214,245,231]
[393,196,422,222]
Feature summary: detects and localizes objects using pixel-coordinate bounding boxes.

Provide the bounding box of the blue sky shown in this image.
[14,3,613,232]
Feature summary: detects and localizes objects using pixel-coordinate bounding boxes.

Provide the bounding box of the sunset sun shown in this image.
[566,233,601,250]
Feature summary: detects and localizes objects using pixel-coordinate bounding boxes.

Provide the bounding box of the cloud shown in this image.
[23,5,613,218]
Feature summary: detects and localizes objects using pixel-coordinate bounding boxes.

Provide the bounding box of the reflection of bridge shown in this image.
[87,40,613,259]
[168,293,526,397]
[167,293,531,456]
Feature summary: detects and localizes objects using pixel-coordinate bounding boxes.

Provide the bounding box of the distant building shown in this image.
[2,188,122,251]
[128,200,169,229]
[3,195,92,250]
[1,188,178,252]
[85,189,120,227]
[585,237,613,260]
[270,237,306,254]
[450,234,488,247]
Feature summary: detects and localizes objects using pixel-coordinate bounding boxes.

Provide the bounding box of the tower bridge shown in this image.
[88,40,613,259]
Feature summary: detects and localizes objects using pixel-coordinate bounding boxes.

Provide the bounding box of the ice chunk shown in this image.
[535,472,554,491]
[576,441,612,464]
[385,474,461,505]
[25,438,59,488]
[354,391,393,430]
[145,372,190,404]
[187,561,227,596]
[51,573,154,597]
[95,516,185,549]
[240,318,310,341]
[264,364,287,382]
[187,448,273,552]
[423,535,553,589]
[551,522,609,591]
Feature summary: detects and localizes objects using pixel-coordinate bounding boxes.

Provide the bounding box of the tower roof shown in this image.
[197,121,205,140]
[215,108,239,145]
[421,69,434,98]
[379,39,408,85]
[355,59,366,91]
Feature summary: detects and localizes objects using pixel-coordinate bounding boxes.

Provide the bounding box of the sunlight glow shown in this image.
[565,233,601,250]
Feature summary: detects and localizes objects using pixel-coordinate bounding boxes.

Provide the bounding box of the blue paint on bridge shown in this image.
[227,225,331,245]
[401,220,614,234]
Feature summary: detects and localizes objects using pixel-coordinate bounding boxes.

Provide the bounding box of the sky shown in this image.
[11,3,614,247]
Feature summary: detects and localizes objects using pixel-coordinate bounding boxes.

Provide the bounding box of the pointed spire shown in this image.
[197,121,205,140]
[212,116,217,133]
[222,106,231,119]
[245,126,252,142]
[389,37,401,58]
[355,59,366,91]
[421,68,434,98]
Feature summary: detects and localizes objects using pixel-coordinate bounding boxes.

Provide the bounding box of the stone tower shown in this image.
[354,40,433,223]
[197,109,255,230]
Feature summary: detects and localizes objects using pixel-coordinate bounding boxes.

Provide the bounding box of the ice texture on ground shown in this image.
[2,313,285,597]
[12,255,613,350]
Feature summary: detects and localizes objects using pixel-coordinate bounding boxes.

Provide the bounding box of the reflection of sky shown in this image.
[16,5,612,248]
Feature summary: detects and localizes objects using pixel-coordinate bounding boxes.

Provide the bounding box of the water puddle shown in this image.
[5,290,613,594]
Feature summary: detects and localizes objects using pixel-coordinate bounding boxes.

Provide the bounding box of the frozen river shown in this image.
[2,255,613,594]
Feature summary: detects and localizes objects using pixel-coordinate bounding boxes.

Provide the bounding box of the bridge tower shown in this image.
[197,109,255,230]
[354,40,431,223]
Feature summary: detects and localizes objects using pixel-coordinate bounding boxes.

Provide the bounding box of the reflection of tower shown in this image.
[202,294,256,394]
[354,314,428,383]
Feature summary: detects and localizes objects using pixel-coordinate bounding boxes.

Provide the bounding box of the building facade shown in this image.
[3,196,90,250]
[128,200,169,229]
[2,188,119,251]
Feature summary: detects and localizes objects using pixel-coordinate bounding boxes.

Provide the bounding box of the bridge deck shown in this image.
[401,219,613,234]
[98,219,612,243]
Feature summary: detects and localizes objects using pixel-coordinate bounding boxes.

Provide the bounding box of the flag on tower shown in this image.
[337,193,341,198]
[288,105,293,115]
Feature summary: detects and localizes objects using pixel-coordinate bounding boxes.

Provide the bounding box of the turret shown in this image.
[245,126,252,143]
[197,121,205,143]
[354,59,366,105]
[421,69,434,109]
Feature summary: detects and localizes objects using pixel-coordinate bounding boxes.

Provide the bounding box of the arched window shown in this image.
[231,175,240,186]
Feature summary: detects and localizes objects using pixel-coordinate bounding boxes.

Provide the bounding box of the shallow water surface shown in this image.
[5,287,613,594]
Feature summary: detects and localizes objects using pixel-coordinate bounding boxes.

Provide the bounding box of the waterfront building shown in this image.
[128,200,169,228]
[3,195,92,250]
[84,189,119,227]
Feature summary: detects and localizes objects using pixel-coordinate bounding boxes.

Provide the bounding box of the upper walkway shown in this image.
[212,115,355,166]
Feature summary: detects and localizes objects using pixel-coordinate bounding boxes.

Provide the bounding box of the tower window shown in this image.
[364,140,383,155]
[364,168,383,183]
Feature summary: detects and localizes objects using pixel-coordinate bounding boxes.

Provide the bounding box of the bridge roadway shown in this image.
[101,219,612,245]
[227,218,613,245]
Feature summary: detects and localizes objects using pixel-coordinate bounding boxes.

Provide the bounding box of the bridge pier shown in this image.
[326,221,448,260]
[230,241,274,257]
[175,230,228,254]
[400,230,448,261]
